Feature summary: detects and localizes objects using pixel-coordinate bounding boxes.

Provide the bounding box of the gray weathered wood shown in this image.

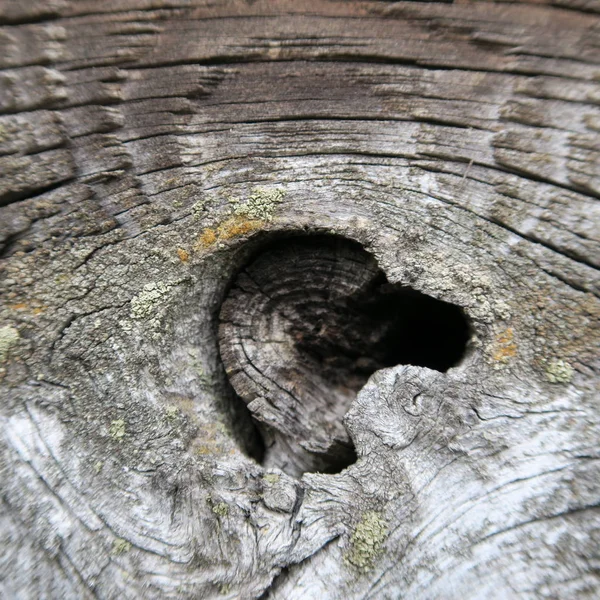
[1,1,598,598]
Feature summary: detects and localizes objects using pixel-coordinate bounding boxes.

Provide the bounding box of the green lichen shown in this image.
[232,187,286,222]
[165,405,179,421]
[545,359,574,384]
[219,583,231,595]
[94,461,103,473]
[215,421,230,435]
[345,511,387,571]
[0,326,19,363]
[112,538,131,555]
[263,473,280,485]
[109,419,126,440]
[130,281,174,321]
[212,502,229,517]
[192,198,208,218]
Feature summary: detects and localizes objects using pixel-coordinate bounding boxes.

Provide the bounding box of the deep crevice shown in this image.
[218,233,470,477]
[292,270,470,383]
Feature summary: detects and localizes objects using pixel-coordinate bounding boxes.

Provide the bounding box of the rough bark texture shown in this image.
[1,1,599,599]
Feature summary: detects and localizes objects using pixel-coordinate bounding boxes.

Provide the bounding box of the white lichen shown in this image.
[119,319,133,333]
[0,326,19,363]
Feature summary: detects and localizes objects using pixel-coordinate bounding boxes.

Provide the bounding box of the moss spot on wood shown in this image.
[346,511,387,571]
[197,228,218,248]
[220,216,264,239]
[195,216,264,249]
[218,216,264,243]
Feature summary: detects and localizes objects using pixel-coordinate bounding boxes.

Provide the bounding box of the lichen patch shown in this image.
[263,473,280,485]
[211,501,229,517]
[194,187,286,250]
[231,187,286,222]
[177,247,190,262]
[0,326,19,363]
[109,419,126,440]
[195,216,264,249]
[112,538,132,555]
[545,359,574,384]
[488,326,517,367]
[192,198,208,218]
[128,280,182,333]
[130,282,175,320]
[345,511,387,571]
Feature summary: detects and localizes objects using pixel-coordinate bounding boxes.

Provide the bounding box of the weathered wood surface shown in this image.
[0,1,599,598]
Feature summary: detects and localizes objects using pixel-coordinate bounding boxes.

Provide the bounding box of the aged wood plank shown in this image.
[0,1,598,599]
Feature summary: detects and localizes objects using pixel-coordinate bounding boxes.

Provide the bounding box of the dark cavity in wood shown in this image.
[218,234,470,477]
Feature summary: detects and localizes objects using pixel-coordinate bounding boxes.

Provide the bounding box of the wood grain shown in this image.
[0,1,598,599]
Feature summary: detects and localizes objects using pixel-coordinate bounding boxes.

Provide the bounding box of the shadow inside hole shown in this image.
[293,273,471,392]
[218,233,471,477]
[223,382,266,464]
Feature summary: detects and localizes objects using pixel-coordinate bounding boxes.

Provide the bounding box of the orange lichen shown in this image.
[195,216,264,250]
[177,247,190,262]
[9,303,45,315]
[491,327,517,363]
[217,216,263,240]
[196,228,218,249]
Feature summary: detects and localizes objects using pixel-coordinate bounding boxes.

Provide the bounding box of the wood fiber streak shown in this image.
[0,1,598,599]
